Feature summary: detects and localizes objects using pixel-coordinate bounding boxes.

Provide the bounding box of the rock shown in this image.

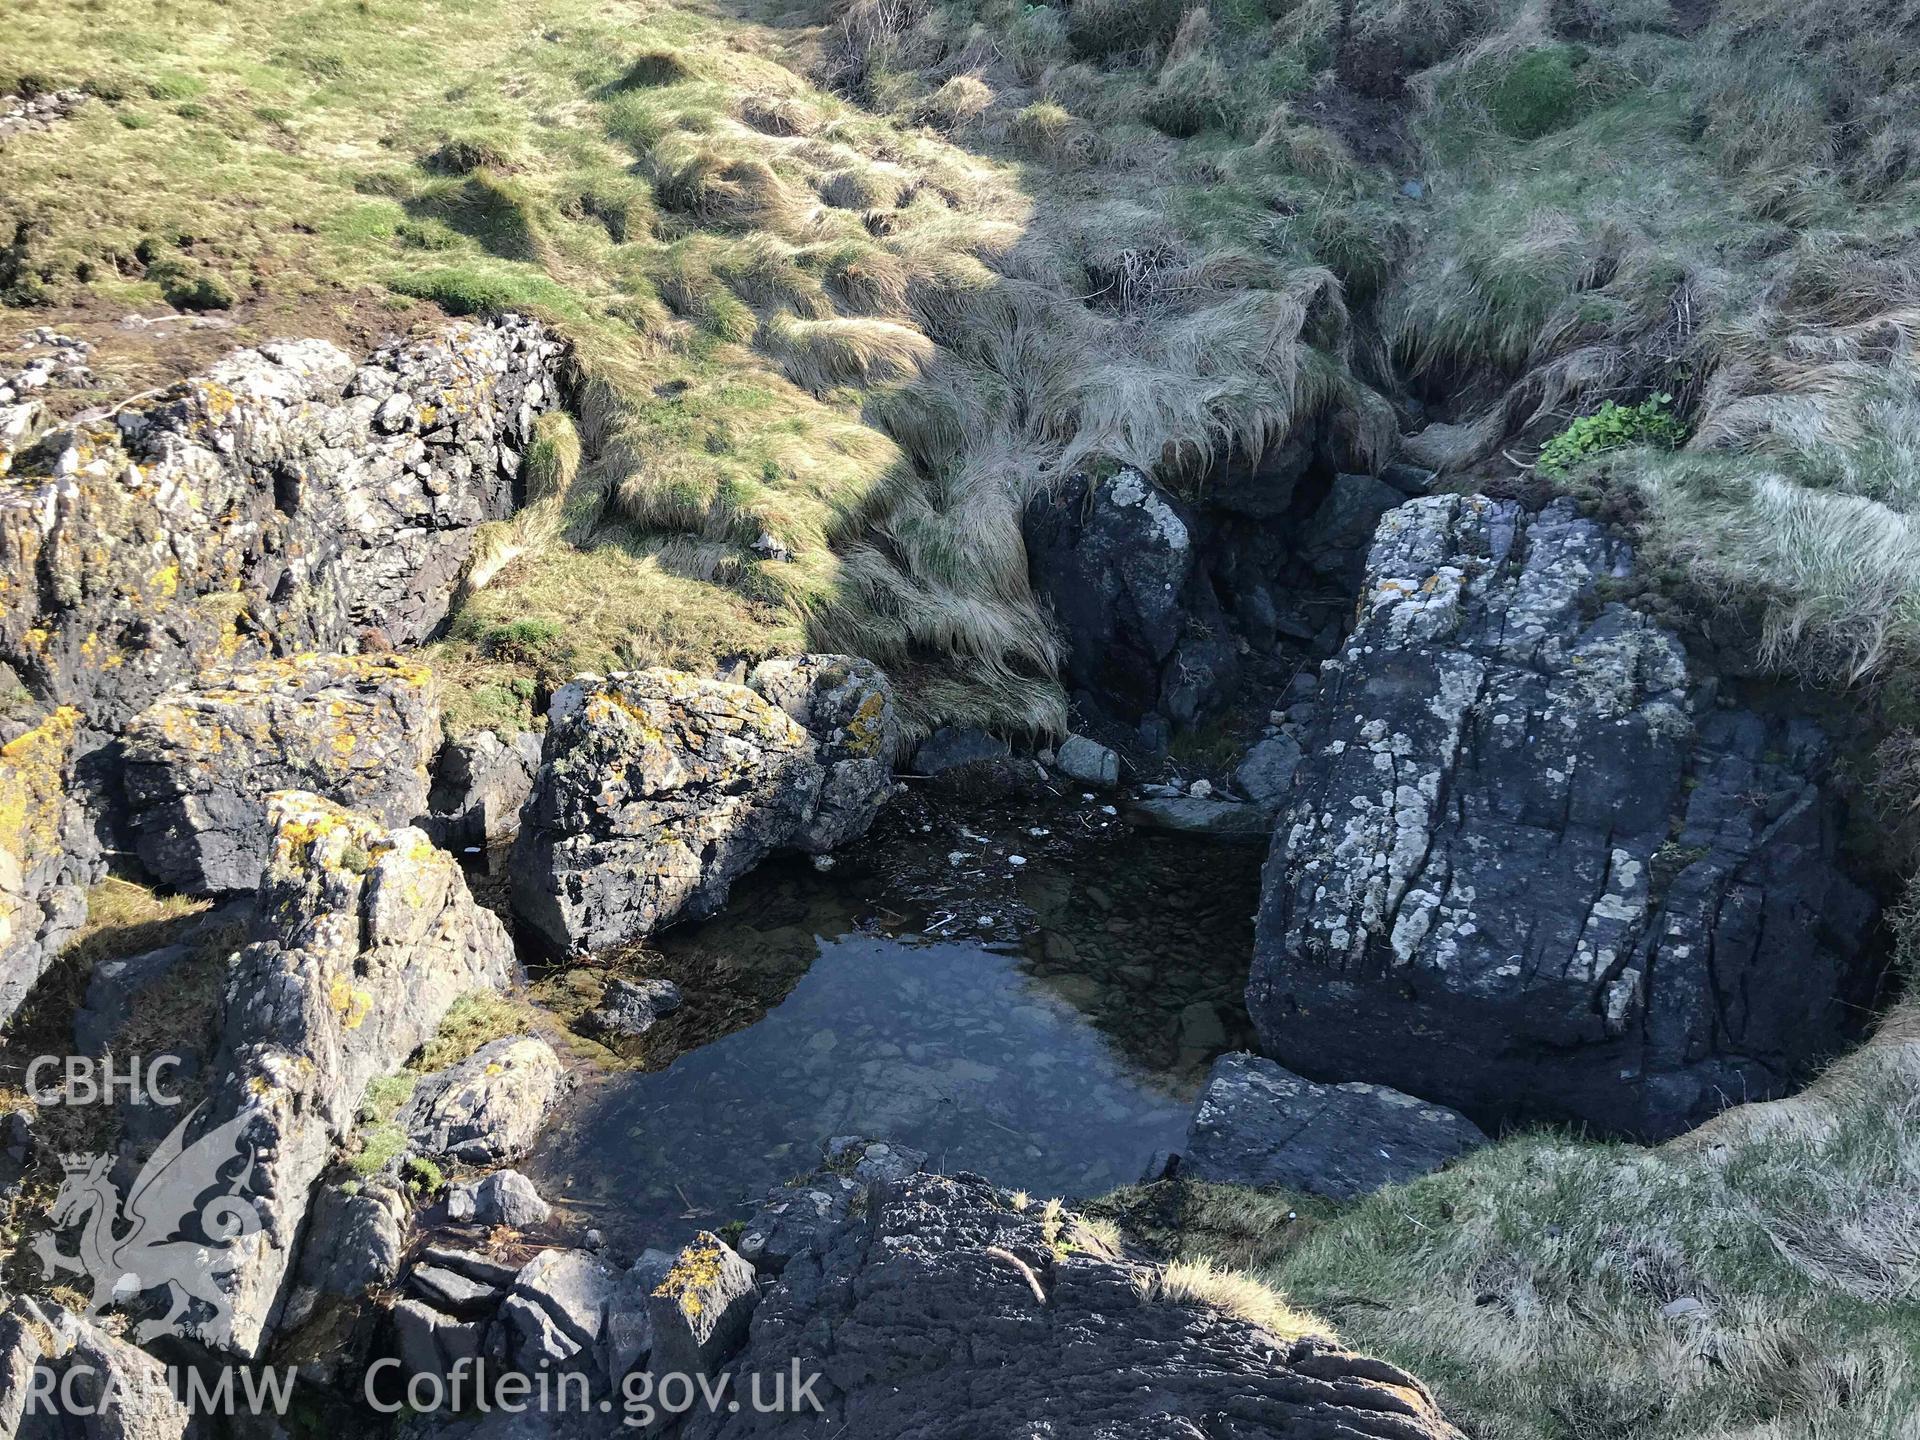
[1379,461,1438,496]
[0,1296,192,1440]
[121,653,440,894]
[1023,468,1201,719]
[1055,734,1120,787]
[1299,473,1406,585]
[197,791,517,1356]
[512,662,896,953]
[679,1172,1463,1440]
[1182,1053,1486,1200]
[1234,734,1303,808]
[908,725,1009,775]
[500,1249,620,1381]
[429,729,543,850]
[1250,496,1880,1140]
[274,1174,410,1382]
[646,1232,759,1378]
[0,707,102,1026]
[448,1169,552,1228]
[748,655,900,851]
[400,1036,567,1166]
[826,1135,928,1184]
[588,977,682,1038]
[0,317,564,729]
[606,1249,674,1381]
[737,1174,863,1274]
[1123,795,1272,842]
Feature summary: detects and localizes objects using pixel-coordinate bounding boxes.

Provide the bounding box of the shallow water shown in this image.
[520,792,1262,1252]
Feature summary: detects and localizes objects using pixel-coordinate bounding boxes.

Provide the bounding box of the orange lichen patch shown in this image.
[652,1232,733,1319]
[265,789,394,873]
[844,689,890,758]
[0,706,80,867]
[328,975,375,1030]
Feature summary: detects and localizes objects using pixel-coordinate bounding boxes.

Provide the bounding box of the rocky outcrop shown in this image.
[0,706,100,1025]
[428,727,543,850]
[0,90,88,147]
[200,791,517,1355]
[275,1173,411,1382]
[0,1296,191,1440]
[0,315,564,728]
[399,1035,567,1165]
[1024,468,1223,723]
[1181,1053,1485,1200]
[684,1172,1463,1439]
[121,652,439,893]
[512,658,897,953]
[1249,496,1879,1140]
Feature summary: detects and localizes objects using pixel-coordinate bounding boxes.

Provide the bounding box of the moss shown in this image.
[1483,45,1600,141]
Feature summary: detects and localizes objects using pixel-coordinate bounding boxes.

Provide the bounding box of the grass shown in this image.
[1101,1000,1920,1438]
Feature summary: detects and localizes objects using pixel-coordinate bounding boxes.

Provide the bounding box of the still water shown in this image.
[520,791,1262,1251]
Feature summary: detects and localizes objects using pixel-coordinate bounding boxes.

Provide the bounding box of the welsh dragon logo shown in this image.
[31,1105,265,1344]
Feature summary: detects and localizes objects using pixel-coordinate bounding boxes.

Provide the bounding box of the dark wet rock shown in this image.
[1203,436,1313,519]
[1056,733,1120,787]
[121,653,439,894]
[737,1175,862,1274]
[646,1232,759,1379]
[0,316,565,730]
[1378,461,1438,497]
[400,1036,567,1166]
[430,728,543,850]
[909,725,1009,774]
[1024,468,1200,720]
[1182,1053,1486,1200]
[1234,734,1303,808]
[1249,495,1881,1141]
[512,661,896,953]
[589,977,682,1038]
[682,1171,1463,1440]
[1299,473,1406,586]
[448,1169,552,1228]
[0,1296,191,1440]
[0,708,102,1027]
[201,791,517,1356]
[1125,795,1273,841]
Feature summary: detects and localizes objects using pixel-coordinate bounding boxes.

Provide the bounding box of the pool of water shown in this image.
[519,790,1262,1252]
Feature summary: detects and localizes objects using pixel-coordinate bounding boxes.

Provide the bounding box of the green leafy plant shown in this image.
[1537,394,1685,476]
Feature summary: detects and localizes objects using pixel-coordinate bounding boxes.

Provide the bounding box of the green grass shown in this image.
[1101,1005,1920,1438]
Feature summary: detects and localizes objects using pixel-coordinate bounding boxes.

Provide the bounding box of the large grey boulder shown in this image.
[1182,1053,1485,1200]
[448,1169,551,1228]
[192,791,517,1356]
[1234,734,1303,808]
[0,316,564,729]
[511,659,897,953]
[0,1296,191,1440]
[1249,496,1879,1140]
[681,1172,1463,1439]
[400,1036,567,1166]
[121,653,439,894]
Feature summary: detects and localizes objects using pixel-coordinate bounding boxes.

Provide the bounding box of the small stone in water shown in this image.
[978,915,995,926]
[812,854,836,872]
[1009,855,1026,866]
[1100,805,1117,816]
[1189,778,1214,798]
[1028,827,1049,837]
[948,850,969,865]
